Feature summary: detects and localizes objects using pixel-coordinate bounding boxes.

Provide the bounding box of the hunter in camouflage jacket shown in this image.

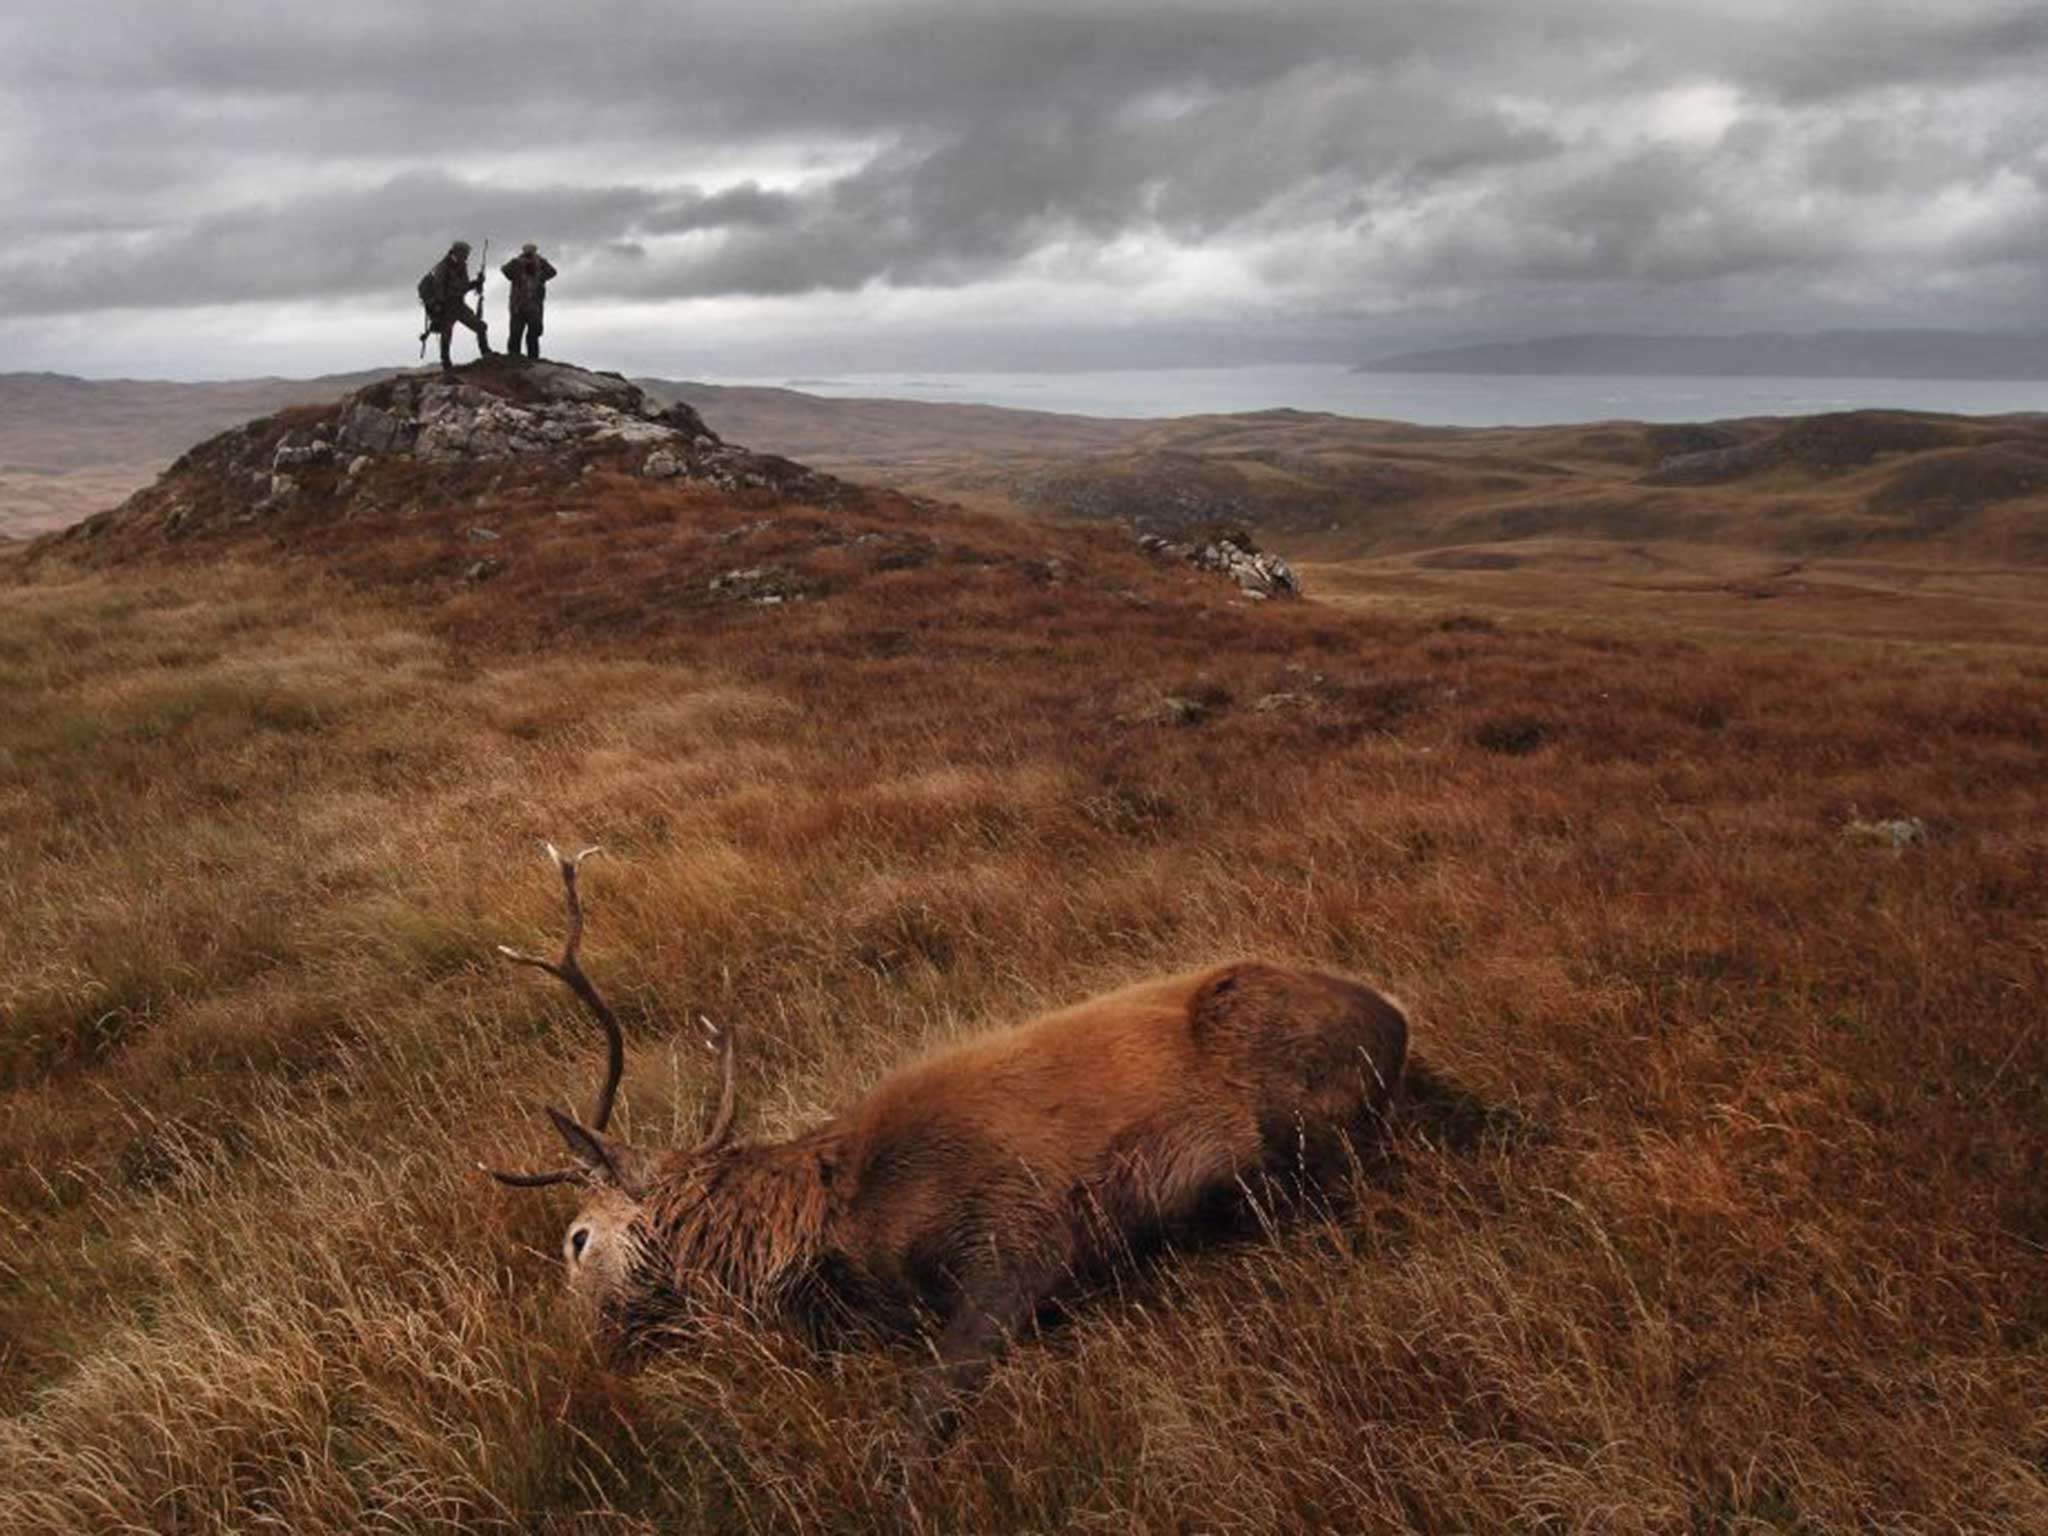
[500,247,558,320]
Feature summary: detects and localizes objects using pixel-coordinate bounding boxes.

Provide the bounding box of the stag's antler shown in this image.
[483,844,743,1188]
[500,842,624,1130]
[482,842,627,1187]
[696,1013,738,1153]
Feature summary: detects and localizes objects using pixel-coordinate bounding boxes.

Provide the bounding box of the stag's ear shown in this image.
[547,1107,630,1187]
[544,1106,658,1199]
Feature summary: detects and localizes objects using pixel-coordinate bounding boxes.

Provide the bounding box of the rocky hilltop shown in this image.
[51,359,852,552]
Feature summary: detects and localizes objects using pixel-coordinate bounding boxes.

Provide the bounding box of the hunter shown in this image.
[419,240,493,373]
[501,243,558,360]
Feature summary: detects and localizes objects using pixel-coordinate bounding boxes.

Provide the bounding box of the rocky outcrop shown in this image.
[313,363,845,500]
[51,358,852,548]
[322,362,715,468]
[1137,527,1301,599]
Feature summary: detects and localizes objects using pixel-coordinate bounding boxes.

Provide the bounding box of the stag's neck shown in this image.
[642,1129,840,1312]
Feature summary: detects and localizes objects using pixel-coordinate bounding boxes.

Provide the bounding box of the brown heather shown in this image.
[0,435,2044,1534]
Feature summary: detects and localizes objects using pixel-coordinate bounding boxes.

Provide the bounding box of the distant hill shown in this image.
[1358,331,2048,381]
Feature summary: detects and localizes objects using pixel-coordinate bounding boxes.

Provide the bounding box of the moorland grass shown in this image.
[1,471,2043,1533]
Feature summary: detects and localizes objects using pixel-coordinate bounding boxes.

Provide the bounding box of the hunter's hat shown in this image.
[522,242,539,255]
[450,239,471,254]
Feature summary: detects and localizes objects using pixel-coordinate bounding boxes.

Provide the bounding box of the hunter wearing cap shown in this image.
[500,243,559,360]
[418,240,492,373]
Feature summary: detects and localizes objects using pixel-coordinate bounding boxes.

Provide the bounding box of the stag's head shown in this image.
[483,844,738,1312]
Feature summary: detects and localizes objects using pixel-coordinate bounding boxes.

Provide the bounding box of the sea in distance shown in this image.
[701,364,2048,427]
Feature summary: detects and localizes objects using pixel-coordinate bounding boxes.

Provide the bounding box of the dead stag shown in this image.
[485,843,1409,1441]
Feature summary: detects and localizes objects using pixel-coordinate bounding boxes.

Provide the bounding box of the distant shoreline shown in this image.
[1358,331,2048,383]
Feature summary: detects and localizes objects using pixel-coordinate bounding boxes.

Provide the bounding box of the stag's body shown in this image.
[490,850,1408,1438]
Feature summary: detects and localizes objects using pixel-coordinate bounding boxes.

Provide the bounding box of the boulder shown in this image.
[1138,528,1301,599]
[337,402,404,456]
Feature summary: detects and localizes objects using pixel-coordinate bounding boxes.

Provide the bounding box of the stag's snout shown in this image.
[558,1185,647,1308]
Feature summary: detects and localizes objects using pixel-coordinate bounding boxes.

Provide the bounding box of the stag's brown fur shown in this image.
[526,956,1407,1436]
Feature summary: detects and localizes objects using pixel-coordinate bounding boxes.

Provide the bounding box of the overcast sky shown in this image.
[4,0,2046,379]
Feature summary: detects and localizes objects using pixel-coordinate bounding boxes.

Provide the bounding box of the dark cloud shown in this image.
[1727,3,2048,103]
[0,174,666,315]
[3,1,2046,372]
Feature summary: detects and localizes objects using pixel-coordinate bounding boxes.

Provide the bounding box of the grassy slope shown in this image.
[1,415,2045,1532]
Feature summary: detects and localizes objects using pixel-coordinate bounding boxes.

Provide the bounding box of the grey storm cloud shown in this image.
[4,0,2047,362]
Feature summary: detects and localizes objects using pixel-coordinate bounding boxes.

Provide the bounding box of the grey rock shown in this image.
[273,439,332,470]
[519,361,648,410]
[592,417,675,448]
[338,402,402,456]
[1138,528,1301,598]
[709,565,808,605]
[1842,816,1929,850]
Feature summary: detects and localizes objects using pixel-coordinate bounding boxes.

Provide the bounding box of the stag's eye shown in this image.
[570,1227,591,1261]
